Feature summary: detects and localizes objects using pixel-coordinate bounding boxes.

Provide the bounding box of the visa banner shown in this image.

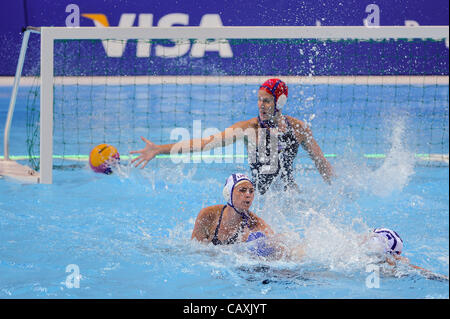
[0,0,448,76]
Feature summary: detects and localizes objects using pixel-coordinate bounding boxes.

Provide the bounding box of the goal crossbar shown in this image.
[40,26,449,40]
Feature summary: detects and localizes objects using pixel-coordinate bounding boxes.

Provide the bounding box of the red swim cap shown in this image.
[259,78,288,107]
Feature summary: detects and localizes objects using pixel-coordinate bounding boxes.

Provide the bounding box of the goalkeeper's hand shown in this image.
[130,136,161,168]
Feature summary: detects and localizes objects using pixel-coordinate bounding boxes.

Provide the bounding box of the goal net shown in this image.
[5,26,449,183]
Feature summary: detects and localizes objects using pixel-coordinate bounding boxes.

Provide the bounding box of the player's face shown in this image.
[258,90,275,120]
[232,181,255,212]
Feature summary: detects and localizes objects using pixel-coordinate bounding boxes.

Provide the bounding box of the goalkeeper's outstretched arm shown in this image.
[130,120,252,168]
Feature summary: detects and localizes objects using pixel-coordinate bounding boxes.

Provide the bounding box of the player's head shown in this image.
[223,173,255,211]
[370,228,404,255]
[258,78,288,118]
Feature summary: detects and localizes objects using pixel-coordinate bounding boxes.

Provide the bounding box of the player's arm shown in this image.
[252,213,275,237]
[288,116,334,184]
[390,254,449,281]
[191,207,216,243]
[268,232,306,261]
[130,120,253,168]
[251,215,307,261]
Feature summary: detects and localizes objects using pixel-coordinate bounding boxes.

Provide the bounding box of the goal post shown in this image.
[2,26,449,184]
[40,27,54,184]
[0,27,40,183]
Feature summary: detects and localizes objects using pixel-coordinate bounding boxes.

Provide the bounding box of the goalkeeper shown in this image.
[130,78,334,194]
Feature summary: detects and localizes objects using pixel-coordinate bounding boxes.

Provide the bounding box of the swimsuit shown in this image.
[211,205,251,245]
[211,206,275,257]
[249,116,300,194]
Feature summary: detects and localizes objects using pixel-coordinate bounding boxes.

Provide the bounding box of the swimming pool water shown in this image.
[0,84,448,298]
[0,161,448,298]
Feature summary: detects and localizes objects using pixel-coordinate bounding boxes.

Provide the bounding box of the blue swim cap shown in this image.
[246,231,275,257]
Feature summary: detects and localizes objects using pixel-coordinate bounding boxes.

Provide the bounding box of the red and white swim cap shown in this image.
[259,78,288,108]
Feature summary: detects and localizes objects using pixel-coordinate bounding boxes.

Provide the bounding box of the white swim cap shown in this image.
[370,228,403,255]
[223,173,253,207]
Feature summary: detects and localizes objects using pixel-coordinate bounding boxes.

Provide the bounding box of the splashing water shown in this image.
[115,116,425,280]
[300,209,374,272]
[331,117,416,200]
[367,119,415,197]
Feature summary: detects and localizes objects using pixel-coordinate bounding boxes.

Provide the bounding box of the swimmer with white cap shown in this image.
[191,173,273,246]
[192,189,447,279]
[367,227,404,256]
[191,173,305,259]
[364,227,448,281]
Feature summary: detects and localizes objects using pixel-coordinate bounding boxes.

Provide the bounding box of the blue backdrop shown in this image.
[0,0,448,76]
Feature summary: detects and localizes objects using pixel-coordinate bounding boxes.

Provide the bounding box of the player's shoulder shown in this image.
[199,204,224,220]
[230,118,258,129]
[248,211,264,224]
[285,115,306,130]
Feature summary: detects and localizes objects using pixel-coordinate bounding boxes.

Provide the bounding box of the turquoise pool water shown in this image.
[0,84,448,298]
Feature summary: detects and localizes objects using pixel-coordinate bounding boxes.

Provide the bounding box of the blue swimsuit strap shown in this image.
[257,115,292,130]
[212,205,250,245]
[257,116,295,150]
[257,115,276,129]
